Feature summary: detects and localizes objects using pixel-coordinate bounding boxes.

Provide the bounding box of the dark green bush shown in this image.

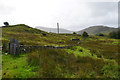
[73,32,76,34]
[4,22,9,26]
[109,29,120,39]
[82,31,89,37]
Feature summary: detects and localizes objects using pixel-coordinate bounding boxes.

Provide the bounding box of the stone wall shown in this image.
[19,45,74,53]
[2,39,75,55]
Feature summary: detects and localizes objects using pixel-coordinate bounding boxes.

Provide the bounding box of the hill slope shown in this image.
[35,26,73,33]
[77,26,118,35]
[2,24,119,78]
[2,24,79,46]
[2,24,47,34]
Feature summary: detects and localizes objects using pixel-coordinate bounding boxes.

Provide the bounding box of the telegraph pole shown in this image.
[57,23,60,46]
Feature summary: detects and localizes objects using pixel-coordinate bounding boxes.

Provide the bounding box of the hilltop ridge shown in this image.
[77,25,118,35]
[2,24,48,34]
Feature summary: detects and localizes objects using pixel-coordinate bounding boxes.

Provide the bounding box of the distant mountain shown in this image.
[35,26,73,33]
[77,26,118,35]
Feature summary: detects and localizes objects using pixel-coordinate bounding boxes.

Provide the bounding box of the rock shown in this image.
[5,53,8,55]
[97,55,102,58]
[3,72,6,75]
[79,49,83,52]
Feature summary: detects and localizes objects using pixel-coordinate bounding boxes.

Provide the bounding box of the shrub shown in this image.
[73,32,76,34]
[109,29,120,39]
[4,22,9,26]
[82,31,89,37]
[109,31,117,39]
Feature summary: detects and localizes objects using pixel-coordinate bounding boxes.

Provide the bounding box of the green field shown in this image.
[1,24,120,79]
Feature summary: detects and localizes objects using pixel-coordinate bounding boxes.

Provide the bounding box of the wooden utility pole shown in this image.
[57,23,60,46]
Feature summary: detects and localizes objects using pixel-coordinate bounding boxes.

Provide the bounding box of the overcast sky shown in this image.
[0,0,119,31]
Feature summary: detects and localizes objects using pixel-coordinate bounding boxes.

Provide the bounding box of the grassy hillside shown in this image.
[2,24,120,79]
[77,26,118,35]
[2,24,79,47]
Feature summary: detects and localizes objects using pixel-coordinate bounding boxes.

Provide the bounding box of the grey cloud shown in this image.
[88,2,117,17]
[68,2,118,31]
[0,3,15,15]
[0,1,118,31]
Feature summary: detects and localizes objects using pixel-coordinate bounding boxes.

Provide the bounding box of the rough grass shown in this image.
[2,53,38,78]
[79,36,120,64]
[26,49,118,78]
[66,46,97,58]
[2,24,80,47]
[2,24,119,79]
